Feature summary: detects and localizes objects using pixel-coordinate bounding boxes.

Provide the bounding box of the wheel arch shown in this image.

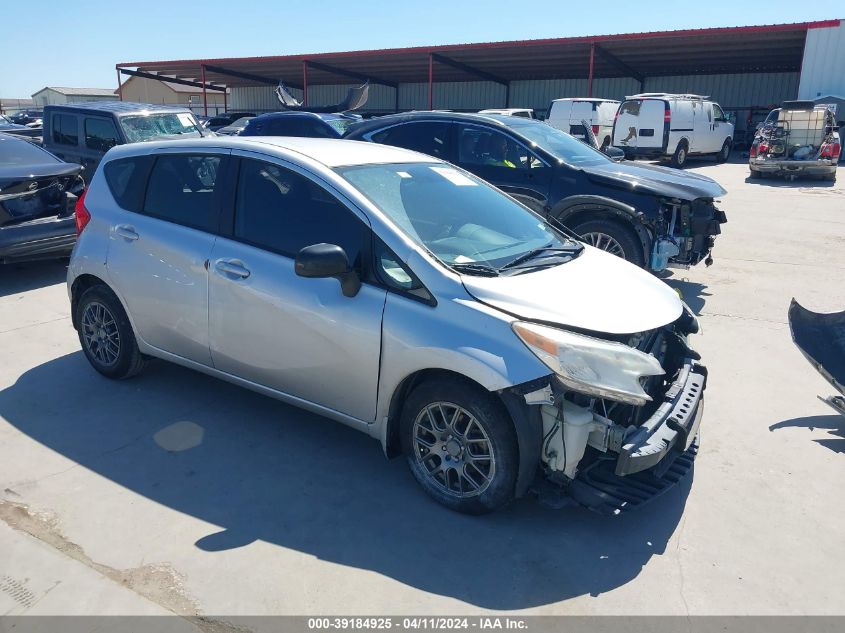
[70,273,109,330]
[552,196,651,262]
[382,368,545,499]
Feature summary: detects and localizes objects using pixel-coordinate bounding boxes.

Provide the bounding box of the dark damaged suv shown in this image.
[346,112,727,271]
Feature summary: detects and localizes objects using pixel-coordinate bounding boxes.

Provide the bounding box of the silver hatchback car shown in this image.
[68,137,705,514]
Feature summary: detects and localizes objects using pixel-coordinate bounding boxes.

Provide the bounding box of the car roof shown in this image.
[250,111,355,122]
[346,110,542,137]
[106,136,439,168]
[44,101,193,115]
[551,98,619,103]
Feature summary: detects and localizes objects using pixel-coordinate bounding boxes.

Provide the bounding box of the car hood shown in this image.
[582,160,727,200]
[461,246,683,335]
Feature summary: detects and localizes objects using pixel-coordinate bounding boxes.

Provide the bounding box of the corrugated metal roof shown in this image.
[119,20,839,88]
[36,87,116,96]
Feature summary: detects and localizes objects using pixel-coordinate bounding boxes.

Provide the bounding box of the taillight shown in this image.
[664,106,671,123]
[749,144,758,158]
[75,188,90,235]
[591,124,600,135]
[820,142,841,159]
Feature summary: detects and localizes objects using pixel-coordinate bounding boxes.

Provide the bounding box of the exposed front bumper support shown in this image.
[615,359,707,476]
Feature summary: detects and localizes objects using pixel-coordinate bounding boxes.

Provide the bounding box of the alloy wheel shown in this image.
[412,402,496,497]
[81,301,121,366]
[580,232,626,258]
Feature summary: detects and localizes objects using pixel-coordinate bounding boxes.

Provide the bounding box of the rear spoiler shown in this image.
[274,81,369,113]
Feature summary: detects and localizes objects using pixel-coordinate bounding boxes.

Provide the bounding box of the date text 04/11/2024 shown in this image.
[307,617,528,630]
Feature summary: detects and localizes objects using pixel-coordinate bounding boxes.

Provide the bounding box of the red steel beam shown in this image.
[303,60,309,106]
[201,65,208,116]
[587,42,595,97]
[428,53,433,110]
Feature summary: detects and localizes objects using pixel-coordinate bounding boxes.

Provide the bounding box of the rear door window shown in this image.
[143,154,223,233]
[103,156,153,212]
[233,158,367,267]
[52,114,79,146]
[371,122,453,160]
[85,117,120,151]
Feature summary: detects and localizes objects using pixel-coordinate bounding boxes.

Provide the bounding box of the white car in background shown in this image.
[478,108,535,119]
[612,93,734,167]
[546,98,620,151]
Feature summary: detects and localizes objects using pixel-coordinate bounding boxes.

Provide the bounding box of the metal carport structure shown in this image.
[115,20,840,116]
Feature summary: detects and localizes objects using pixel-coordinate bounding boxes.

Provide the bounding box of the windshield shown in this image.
[513,121,609,166]
[120,112,204,143]
[338,162,580,273]
[327,118,355,135]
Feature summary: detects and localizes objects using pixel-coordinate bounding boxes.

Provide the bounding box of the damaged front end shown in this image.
[513,308,705,514]
[649,197,727,271]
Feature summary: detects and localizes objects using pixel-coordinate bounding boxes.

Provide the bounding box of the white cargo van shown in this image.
[546,98,620,150]
[612,94,734,167]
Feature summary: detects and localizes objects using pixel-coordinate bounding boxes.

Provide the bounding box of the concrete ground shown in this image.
[0,159,843,619]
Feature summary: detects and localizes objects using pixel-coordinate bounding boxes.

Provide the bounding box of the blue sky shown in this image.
[0,1,837,97]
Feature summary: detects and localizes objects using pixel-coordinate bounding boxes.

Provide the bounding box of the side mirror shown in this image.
[295,243,361,297]
[605,146,625,162]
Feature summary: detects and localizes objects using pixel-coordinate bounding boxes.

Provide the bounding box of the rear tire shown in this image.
[570,217,646,268]
[76,285,146,380]
[716,139,732,163]
[670,141,689,168]
[749,169,761,179]
[400,378,518,514]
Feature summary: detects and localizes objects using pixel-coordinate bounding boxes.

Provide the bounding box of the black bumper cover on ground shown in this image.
[789,299,845,402]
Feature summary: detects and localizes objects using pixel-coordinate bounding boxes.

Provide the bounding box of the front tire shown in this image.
[570,217,646,267]
[670,141,689,168]
[400,378,518,514]
[76,285,146,380]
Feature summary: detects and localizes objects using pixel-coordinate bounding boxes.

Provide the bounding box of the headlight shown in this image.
[513,322,664,405]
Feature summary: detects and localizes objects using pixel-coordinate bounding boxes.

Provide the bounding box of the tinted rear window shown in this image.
[142,154,222,232]
[0,136,59,165]
[103,156,152,212]
[52,114,79,146]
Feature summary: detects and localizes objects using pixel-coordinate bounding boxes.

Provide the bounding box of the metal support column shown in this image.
[302,61,309,106]
[116,68,123,101]
[200,65,208,116]
[428,53,433,110]
[587,42,595,98]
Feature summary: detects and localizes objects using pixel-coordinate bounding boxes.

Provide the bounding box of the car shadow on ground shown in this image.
[743,176,837,188]
[0,260,68,298]
[658,272,710,315]
[770,414,845,454]
[0,352,692,609]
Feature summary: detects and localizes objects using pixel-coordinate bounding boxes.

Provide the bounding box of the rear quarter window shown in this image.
[51,114,79,146]
[103,156,153,212]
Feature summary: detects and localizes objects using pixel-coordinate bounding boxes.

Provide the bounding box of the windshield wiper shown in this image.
[499,243,584,271]
[449,262,500,277]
